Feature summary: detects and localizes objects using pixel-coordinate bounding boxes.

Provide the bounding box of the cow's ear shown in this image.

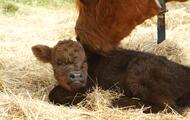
[32,45,52,63]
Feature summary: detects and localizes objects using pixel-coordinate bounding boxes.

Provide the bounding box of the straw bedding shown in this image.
[0,1,190,119]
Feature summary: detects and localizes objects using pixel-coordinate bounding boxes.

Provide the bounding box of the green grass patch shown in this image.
[2,2,19,14]
[0,0,74,15]
[0,0,74,7]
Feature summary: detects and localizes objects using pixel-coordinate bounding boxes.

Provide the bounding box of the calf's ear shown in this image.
[32,45,52,63]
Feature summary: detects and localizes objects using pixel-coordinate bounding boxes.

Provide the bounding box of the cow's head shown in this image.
[32,40,88,92]
[75,0,187,53]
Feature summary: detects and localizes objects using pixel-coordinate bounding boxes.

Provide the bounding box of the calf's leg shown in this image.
[49,85,86,105]
[112,96,162,113]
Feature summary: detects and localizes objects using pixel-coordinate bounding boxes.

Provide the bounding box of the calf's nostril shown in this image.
[79,74,83,78]
[70,74,75,79]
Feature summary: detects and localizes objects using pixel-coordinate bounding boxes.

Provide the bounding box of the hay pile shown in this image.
[0,1,190,120]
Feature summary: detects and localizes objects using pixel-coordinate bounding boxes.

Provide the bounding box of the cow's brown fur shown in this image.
[32,40,190,113]
[75,0,188,53]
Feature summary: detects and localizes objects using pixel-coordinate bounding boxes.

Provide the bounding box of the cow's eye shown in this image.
[57,60,65,66]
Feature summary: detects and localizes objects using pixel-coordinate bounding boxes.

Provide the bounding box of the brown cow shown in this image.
[32,39,190,113]
[75,0,188,53]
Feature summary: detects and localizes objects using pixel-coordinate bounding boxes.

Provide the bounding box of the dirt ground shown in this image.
[0,1,190,120]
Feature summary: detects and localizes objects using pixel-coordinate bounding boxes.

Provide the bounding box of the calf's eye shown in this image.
[57,60,65,66]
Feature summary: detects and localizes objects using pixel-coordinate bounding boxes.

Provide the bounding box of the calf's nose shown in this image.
[69,71,83,81]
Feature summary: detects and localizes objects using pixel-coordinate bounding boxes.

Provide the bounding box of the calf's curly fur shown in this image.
[32,40,190,113]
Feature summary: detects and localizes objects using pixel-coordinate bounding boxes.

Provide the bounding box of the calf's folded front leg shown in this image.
[49,85,86,105]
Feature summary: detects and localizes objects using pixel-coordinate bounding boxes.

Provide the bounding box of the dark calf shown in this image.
[32,40,190,113]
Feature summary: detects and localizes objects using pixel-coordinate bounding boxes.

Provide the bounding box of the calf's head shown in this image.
[32,40,88,92]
